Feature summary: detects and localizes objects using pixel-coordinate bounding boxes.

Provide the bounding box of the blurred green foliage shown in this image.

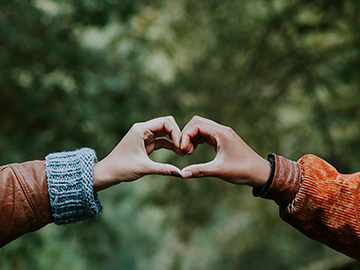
[1,0,360,269]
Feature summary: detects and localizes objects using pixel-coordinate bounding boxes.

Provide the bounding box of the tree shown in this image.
[1,0,360,269]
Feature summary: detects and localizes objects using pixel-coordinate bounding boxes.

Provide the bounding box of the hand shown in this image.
[180,116,270,188]
[93,116,183,191]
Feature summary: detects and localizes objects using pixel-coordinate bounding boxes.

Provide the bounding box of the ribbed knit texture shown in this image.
[266,154,360,260]
[45,148,103,225]
[261,154,301,207]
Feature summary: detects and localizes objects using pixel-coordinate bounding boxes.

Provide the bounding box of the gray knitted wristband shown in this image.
[45,148,103,225]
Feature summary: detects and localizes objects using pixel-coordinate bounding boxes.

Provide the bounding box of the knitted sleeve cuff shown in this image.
[45,148,103,225]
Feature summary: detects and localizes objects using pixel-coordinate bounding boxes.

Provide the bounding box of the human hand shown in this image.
[180,116,270,188]
[93,116,183,192]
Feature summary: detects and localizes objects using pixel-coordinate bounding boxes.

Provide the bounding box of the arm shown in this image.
[180,116,360,259]
[262,153,360,260]
[0,161,52,247]
[0,116,182,246]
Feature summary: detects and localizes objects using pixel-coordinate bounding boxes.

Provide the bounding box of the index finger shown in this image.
[180,116,219,154]
[142,116,181,148]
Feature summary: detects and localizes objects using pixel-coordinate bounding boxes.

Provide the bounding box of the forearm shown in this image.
[259,154,360,259]
[0,148,103,247]
[45,148,103,225]
[0,160,53,247]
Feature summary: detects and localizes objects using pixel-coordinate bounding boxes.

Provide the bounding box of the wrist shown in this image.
[93,159,116,192]
[252,154,275,197]
[248,156,271,188]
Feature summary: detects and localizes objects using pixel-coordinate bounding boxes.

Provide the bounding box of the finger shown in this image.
[180,116,218,153]
[185,134,214,155]
[168,115,182,145]
[143,116,181,148]
[181,161,217,179]
[145,160,182,176]
[180,133,198,155]
[150,138,184,156]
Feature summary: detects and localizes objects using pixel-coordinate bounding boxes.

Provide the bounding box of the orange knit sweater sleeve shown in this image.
[262,154,360,259]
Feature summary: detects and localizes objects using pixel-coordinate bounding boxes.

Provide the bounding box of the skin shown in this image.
[180,116,271,188]
[93,116,183,192]
[93,115,270,192]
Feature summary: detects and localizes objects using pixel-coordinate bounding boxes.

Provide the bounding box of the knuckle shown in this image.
[225,125,234,132]
[196,167,205,177]
[167,115,175,121]
[192,115,201,121]
[223,125,235,136]
[131,123,147,136]
[131,123,142,132]
[164,117,173,126]
[143,129,153,140]
[191,115,203,125]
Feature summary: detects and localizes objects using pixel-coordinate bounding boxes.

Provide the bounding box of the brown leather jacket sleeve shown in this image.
[262,154,360,259]
[0,160,53,247]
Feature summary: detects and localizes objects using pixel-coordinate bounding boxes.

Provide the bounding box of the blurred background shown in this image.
[1,0,360,269]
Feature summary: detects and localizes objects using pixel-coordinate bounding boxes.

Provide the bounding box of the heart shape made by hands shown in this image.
[145,115,270,188]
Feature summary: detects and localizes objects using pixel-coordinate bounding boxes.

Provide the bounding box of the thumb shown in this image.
[181,161,217,179]
[146,161,182,176]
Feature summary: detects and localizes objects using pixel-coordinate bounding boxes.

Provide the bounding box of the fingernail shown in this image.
[171,171,181,178]
[181,171,192,178]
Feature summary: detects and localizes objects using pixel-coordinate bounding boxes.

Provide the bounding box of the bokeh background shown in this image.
[1,0,360,269]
